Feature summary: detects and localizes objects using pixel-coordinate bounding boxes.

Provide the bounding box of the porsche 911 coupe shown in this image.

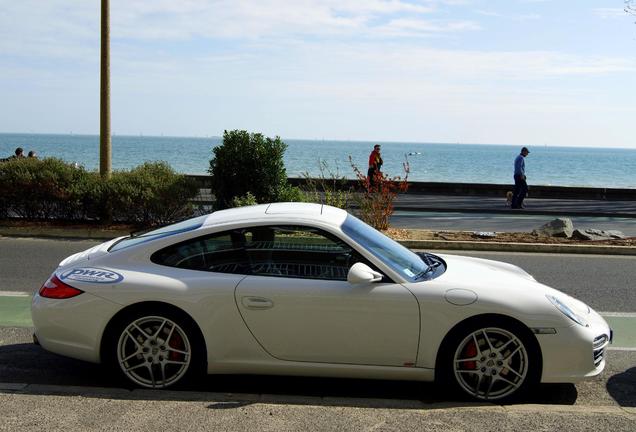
[32,203,612,401]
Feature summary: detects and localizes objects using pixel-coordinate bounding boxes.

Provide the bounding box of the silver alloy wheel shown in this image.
[453,327,529,400]
[117,315,192,388]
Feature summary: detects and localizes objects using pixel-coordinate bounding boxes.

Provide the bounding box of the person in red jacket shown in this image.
[367,144,383,187]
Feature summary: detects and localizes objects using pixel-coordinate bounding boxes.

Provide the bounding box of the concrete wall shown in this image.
[186,175,636,201]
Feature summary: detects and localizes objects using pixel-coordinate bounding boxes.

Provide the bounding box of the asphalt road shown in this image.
[1,236,635,430]
[0,326,635,431]
[391,211,636,236]
[1,237,635,311]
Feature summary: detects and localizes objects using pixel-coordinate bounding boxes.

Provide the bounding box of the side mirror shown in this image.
[347,262,384,285]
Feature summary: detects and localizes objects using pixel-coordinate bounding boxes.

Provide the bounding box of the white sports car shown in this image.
[32,203,612,401]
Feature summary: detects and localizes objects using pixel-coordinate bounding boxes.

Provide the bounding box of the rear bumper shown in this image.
[31,292,121,364]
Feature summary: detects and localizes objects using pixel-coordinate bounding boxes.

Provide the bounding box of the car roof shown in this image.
[201,203,349,228]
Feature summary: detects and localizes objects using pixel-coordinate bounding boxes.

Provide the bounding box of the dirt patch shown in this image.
[2,219,635,246]
[384,228,636,246]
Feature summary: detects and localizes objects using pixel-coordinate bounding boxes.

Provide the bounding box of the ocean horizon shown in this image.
[1,133,635,189]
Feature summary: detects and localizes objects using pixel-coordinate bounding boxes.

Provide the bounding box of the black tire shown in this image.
[103,304,206,389]
[437,316,541,402]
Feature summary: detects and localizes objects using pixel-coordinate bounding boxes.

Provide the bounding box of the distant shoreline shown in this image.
[1,131,634,151]
[2,133,635,188]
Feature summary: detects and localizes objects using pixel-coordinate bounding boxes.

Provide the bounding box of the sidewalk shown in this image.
[1,195,635,255]
[393,194,636,218]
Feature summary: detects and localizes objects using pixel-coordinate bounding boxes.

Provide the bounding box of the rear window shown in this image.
[109,215,208,252]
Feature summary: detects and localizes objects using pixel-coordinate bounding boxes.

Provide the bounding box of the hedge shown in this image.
[108,162,199,225]
[0,159,198,226]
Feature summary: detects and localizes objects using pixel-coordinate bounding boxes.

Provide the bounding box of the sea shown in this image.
[1,133,635,188]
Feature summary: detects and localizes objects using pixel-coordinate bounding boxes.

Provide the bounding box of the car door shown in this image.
[234,225,420,367]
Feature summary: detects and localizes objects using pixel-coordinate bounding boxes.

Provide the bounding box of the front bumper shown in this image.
[537,311,611,383]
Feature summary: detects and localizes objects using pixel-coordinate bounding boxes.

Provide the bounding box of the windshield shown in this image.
[109,215,208,252]
[341,214,429,282]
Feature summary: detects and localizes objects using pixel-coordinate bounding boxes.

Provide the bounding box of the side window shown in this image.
[150,225,380,280]
[244,226,359,281]
[151,231,250,274]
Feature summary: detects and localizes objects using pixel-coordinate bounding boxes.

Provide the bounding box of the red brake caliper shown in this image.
[168,331,185,361]
[463,340,477,370]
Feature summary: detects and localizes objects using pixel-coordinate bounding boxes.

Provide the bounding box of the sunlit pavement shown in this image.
[0,324,635,431]
[391,211,636,236]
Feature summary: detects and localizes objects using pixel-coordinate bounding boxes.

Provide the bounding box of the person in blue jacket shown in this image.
[511,147,530,209]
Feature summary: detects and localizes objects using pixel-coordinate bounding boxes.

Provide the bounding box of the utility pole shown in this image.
[100,0,111,179]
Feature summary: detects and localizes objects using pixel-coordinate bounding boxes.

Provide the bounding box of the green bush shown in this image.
[230,192,258,208]
[108,162,199,226]
[0,158,102,220]
[275,184,306,203]
[0,159,198,226]
[209,130,289,209]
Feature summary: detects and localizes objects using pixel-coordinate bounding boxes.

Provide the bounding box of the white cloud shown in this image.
[0,1,98,59]
[515,13,540,20]
[593,8,629,19]
[475,10,503,17]
[0,0,476,54]
[377,18,481,36]
[1,0,636,148]
[339,45,636,81]
[475,9,539,20]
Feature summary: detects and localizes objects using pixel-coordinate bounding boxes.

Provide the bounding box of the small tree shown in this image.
[349,156,410,230]
[209,130,291,209]
[301,159,352,209]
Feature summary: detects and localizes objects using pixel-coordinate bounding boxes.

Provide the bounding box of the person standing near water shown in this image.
[511,146,530,209]
[367,144,383,187]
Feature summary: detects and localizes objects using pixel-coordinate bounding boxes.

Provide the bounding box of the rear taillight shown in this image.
[39,275,84,299]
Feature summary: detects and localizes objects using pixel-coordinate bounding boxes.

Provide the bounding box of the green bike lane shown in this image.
[0,293,32,328]
[2,293,635,349]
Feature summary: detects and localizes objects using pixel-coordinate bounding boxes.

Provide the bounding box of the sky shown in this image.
[1,0,635,148]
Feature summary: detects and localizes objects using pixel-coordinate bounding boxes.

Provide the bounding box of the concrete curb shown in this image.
[1,227,635,255]
[392,206,636,219]
[399,240,636,256]
[1,382,634,416]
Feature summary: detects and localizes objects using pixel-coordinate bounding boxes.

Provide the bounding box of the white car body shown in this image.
[32,203,611,399]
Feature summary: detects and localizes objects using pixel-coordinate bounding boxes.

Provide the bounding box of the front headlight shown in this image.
[547,295,589,327]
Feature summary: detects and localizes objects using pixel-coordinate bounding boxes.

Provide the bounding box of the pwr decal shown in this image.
[59,267,124,284]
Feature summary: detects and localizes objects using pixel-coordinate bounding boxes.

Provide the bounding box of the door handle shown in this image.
[242,296,274,310]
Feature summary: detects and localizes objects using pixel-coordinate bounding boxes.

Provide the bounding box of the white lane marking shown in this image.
[607,347,636,351]
[599,312,636,318]
[0,291,30,297]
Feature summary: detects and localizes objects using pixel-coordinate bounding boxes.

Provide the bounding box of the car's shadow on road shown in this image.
[0,342,579,408]
[607,366,636,407]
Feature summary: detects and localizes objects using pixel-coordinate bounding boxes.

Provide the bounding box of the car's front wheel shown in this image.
[106,306,205,389]
[439,318,541,402]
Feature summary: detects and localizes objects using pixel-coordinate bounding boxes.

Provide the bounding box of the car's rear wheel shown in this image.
[106,307,204,389]
[439,318,540,402]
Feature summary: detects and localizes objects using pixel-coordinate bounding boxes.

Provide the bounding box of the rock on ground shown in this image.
[572,229,627,241]
[533,218,574,238]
